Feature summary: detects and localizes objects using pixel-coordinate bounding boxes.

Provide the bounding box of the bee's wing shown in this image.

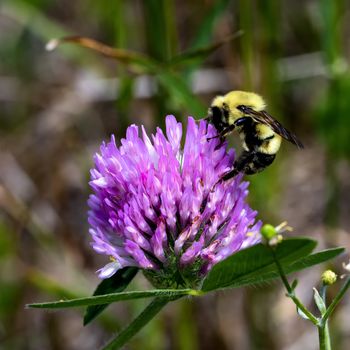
[247,108,304,149]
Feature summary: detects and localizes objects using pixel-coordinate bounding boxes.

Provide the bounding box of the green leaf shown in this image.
[102,297,177,350]
[202,238,317,292]
[237,247,345,286]
[167,32,243,69]
[83,267,138,326]
[235,247,345,287]
[285,247,344,275]
[26,289,193,309]
[202,242,344,292]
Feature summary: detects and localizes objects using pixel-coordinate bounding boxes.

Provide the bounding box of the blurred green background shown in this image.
[0,0,349,349]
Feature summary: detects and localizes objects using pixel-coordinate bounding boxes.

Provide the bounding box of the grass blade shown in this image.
[168,32,243,68]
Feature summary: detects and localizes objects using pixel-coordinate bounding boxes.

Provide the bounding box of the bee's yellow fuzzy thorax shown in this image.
[211,91,266,124]
[223,91,266,111]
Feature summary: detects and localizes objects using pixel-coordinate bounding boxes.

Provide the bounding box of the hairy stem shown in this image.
[322,276,350,324]
[270,247,319,325]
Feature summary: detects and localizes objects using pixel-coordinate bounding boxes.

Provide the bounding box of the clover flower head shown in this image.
[88,116,261,288]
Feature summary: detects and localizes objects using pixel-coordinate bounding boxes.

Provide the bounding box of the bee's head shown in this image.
[208,91,266,127]
[207,95,228,131]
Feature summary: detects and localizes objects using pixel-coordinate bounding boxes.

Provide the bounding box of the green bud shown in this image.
[261,224,277,241]
[321,270,337,285]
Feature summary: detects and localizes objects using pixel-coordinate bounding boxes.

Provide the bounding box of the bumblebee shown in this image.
[207,91,303,180]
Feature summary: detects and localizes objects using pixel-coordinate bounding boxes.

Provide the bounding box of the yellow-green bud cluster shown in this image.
[321,270,337,286]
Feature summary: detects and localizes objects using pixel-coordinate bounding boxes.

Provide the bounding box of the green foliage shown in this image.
[202,238,316,291]
[27,238,344,310]
[2,1,350,349]
[201,238,341,292]
[47,32,241,118]
[26,237,344,350]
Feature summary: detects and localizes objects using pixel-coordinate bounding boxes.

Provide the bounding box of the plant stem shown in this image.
[102,297,176,350]
[319,285,332,350]
[318,326,326,350]
[270,247,319,325]
[324,324,331,350]
[322,276,350,324]
[320,285,327,303]
[318,324,332,350]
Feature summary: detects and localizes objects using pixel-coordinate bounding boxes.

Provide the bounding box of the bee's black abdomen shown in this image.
[245,153,275,174]
[234,151,275,175]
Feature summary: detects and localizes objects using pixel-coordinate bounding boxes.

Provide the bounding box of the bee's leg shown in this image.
[221,152,276,181]
[221,151,255,180]
[207,124,235,141]
[221,168,239,181]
